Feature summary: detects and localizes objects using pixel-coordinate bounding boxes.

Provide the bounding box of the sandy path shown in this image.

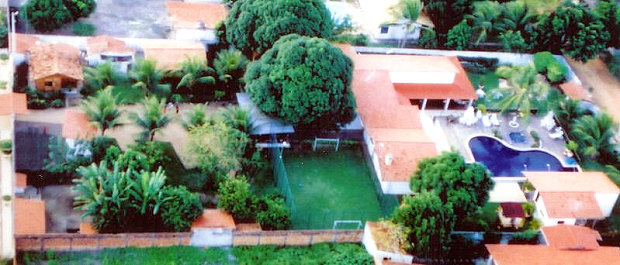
[16,103,222,167]
[565,57,620,124]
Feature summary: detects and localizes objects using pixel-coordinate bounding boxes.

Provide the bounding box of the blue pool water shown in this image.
[469,136,576,177]
[508,132,526,143]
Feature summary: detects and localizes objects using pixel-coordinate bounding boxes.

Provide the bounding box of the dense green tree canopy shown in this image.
[595,0,620,48]
[410,152,493,219]
[422,0,474,44]
[538,1,609,62]
[22,0,72,32]
[392,192,455,258]
[224,0,333,56]
[63,0,96,20]
[245,34,356,129]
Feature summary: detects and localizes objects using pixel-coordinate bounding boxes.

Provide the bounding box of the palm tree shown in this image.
[81,88,122,136]
[214,49,248,96]
[129,59,171,98]
[495,64,549,121]
[174,57,215,101]
[83,62,126,96]
[389,0,423,48]
[466,1,502,44]
[498,1,535,33]
[218,105,253,134]
[130,96,172,141]
[553,97,584,130]
[183,103,210,130]
[571,114,617,160]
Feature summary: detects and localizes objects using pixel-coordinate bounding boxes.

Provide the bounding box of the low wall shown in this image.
[232,230,363,247]
[15,233,192,252]
[16,230,364,252]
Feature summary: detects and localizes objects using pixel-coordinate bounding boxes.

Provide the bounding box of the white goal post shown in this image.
[332,220,362,230]
[312,137,340,151]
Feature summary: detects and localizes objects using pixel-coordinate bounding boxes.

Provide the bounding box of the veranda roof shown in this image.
[236,93,295,135]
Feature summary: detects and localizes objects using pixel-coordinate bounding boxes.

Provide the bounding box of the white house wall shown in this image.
[173,29,217,44]
[595,193,620,217]
[375,24,420,41]
[389,71,455,84]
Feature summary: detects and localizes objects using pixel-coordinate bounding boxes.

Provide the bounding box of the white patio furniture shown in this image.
[476,88,486,98]
[490,113,500,127]
[482,114,491,127]
[459,106,478,126]
[549,129,564,140]
[540,111,556,131]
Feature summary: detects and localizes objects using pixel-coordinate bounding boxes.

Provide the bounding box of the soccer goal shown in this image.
[312,137,340,151]
[332,220,363,230]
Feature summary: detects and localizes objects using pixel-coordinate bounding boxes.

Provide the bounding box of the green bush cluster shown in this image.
[71,22,96,36]
[22,0,96,33]
[0,139,11,154]
[26,89,65,109]
[533,52,567,83]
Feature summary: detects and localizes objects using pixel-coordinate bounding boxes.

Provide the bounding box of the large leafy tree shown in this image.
[595,0,620,48]
[537,1,609,62]
[63,0,96,20]
[130,96,172,141]
[129,59,171,97]
[446,21,472,50]
[389,0,423,48]
[214,49,248,99]
[571,114,617,161]
[495,64,549,121]
[392,192,455,258]
[22,0,72,32]
[245,34,356,129]
[81,88,122,136]
[410,152,493,219]
[224,0,333,56]
[174,56,216,102]
[186,121,249,177]
[422,0,475,45]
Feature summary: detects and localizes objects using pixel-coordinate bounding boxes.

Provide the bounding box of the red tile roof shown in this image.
[559,82,590,101]
[0,93,27,115]
[15,172,27,189]
[191,209,236,229]
[62,110,98,140]
[28,43,83,81]
[539,192,604,219]
[525,171,620,194]
[542,225,602,250]
[166,2,228,29]
[142,40,206,70]
[15,198,46,235]
[486,244,620,265]
[15,34,42,54]
[86,35,135,54]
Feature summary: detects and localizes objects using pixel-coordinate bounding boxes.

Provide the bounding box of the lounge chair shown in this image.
[549,130,564,140]
[490,113,500,127]
[482,115,491,127]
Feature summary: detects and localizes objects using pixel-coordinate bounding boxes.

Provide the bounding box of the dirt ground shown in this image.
[18,0,171,38]
[565,57,620,124]
[16,103,223,168]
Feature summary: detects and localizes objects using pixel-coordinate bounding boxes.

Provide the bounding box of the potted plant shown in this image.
[0,140,12,155]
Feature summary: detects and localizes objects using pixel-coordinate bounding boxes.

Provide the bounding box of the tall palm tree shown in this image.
[553,97,584,130]
[80,88,122,136]
[130,96,172,141]
[466,1,503,44]
[496,64,549,121]
[571,114,617,160]
[83,62,126,96]
[389,0,423,48]
[498,1,535,32]
[129,59,171,98]
[175,56,216,101]
[214,49,248,96]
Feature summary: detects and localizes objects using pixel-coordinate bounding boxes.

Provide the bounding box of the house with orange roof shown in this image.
[166,1,228,44]
[340,44,476,194]
[85,35,136,73]
[524,171,620,226]
[27,43,84,91]
[142,40,206,71]
[486,224,620,265]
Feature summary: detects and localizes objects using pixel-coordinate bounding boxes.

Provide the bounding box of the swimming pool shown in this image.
[468,136,577,177]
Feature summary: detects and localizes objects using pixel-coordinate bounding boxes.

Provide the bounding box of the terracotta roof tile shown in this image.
[525,171,620,194]
[62,110,98,140]
[542,225,601,250]
[560,82,591,101]
[15,172,27,188]
[486,244,620,265]
[28,43,83,81]
[167,2,228,29]
[352,53,459,73]
[15,34,42,54]
[15,198,46,235]
[142,40,205,70]
[86,35,135,54]
[540,192,604,219]
[375,141,437,182]
[191,209,236,229]
[0,93,27,115]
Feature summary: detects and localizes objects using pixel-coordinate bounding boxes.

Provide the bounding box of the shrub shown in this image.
[546,61,567,83]
[418,28,438,48]
[22,0,72,32]
[0,53,8,60]
[534,52,567,83]
[446,21,472,50]
[217,176,255,222]
[0,140,11,154]
[508,231,539,244]
[255,195,291,230]
[330,33,369,46]
[50,99,64,108]
[159,186,204,232]
[71,22,96,36]
[533,52,554,72]
[129,141,171,172]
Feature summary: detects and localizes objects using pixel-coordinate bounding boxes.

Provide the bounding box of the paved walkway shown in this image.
[565,57,620,124]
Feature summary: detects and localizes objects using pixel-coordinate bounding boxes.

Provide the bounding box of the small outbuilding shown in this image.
[27,43,83,92]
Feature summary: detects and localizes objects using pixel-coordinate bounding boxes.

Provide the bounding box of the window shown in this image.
[44,81,53,87]
[380,26,389,34]
[557,221,564,224]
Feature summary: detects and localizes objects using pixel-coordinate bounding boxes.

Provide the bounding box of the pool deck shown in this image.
[433,111,571,166]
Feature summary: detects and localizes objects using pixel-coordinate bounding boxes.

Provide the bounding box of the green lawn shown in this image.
[111,84,145,104]
[283,147,384,229]
[19,244,372,265]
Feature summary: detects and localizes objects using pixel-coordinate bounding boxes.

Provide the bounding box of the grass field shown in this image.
[283,146,384,229]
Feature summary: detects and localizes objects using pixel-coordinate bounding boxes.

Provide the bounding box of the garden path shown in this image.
[565,57,620,124]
